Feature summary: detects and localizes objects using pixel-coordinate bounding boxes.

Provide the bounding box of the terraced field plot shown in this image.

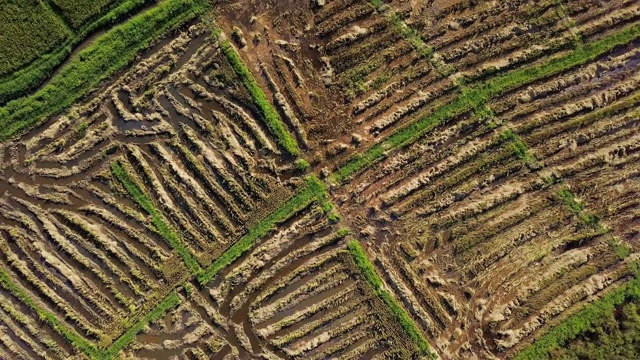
[0,0,639,359]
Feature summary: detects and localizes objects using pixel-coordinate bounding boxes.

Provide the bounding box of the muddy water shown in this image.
[234,245,343,356]
[174,34,209,72]
[2,320,42,359]
[171,290,253,358]
[145,96,243,231]
[138,317,196,344]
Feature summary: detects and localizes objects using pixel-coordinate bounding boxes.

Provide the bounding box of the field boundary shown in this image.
[197,176,329,285]
[347,240,436,358]
[111,160,203,273]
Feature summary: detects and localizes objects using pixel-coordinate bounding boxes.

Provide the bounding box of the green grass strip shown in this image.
[347,240,436,358]
[100,290,180,360]
[515,267,640,360]
[347,240,383,289]
[218,37,300,156]
[0,0,151,104]
[110,161,202,274]
[0,268,99,356]
[330,22,640,185]
[197,176,327,285]
[0,0,208,142]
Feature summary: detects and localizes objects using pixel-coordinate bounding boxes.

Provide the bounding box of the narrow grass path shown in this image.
[111,160,202,274]
[197,176,330,284]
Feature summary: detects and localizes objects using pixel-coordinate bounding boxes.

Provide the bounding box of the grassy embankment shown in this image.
[330,23,640,184]
[0,0,208,141]
[217,34,300,156]
[347,240,436,358]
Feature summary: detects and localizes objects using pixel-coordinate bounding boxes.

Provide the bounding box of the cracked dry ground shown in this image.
[1,0,640,359]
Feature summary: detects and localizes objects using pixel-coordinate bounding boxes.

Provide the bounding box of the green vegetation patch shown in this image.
[111,160,202,274]
[500,128,537,165]
[515,265,640,360]
[347,240,436,357]
[197,176,328,285]
[0,0,207,141]
[0,0,149,104]
[218,36,300,156]
[0,0,70,76]
[52,0,120,28]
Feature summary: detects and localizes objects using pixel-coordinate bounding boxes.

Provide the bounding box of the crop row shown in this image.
[347,240,435,357]
[331,22,640,184]
[0,0,69,77]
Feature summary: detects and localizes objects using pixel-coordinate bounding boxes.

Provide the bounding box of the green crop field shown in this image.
[51,0,121,28]
[0,0,69,76]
